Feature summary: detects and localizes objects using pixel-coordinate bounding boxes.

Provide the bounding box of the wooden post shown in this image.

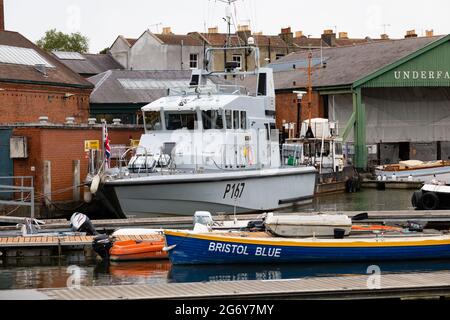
[43,161,51,206]
[73,160,80,202]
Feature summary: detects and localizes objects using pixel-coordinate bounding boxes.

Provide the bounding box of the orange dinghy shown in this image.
[109,237,168,262]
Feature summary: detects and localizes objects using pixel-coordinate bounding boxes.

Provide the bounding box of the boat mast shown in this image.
[305,50,315,139]
[218,0,238,48]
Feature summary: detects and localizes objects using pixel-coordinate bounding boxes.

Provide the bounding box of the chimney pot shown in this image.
[405,29,418,38]
[338,32,348,39]
[65,117,75,125]
[39,116,49,124]
[162,27,172,35]
[208,26,219,34]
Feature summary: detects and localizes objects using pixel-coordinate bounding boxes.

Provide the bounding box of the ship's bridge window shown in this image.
[144,111,162,131]
[225,110,232,129]
[233,111,240,129]
[240,111,247,129]
[335,142,343,156]
[316,141,330,157]
[165,111,197,130]
[202,110,223,129]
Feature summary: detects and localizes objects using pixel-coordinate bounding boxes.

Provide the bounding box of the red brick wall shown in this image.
[275,91,324,136]
[12,126,143,203]
[0,83,91,124]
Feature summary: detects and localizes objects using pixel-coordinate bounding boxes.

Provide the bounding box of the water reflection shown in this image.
[169,260,450,283]
[2,255,450,290]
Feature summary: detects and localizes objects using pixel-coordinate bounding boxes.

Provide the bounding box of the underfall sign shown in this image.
[84,140,100,151]
[394,70,450,80]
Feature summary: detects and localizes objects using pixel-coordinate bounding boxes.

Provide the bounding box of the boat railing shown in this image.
[168,84,248,97]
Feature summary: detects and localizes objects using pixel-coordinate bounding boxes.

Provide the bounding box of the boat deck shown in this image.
[3,271,450,300]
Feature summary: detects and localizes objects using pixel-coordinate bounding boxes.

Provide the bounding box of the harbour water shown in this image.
[0,189,434,290]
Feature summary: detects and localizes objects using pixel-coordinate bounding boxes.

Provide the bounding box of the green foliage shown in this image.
[36,29,89,53]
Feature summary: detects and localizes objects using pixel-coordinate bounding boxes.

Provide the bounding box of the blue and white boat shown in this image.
[164,229,450,265]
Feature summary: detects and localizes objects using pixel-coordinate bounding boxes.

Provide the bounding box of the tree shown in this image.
[36,29,89,53]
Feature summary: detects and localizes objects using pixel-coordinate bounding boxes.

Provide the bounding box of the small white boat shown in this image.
[375,160,450,183]
[264,213,352,238]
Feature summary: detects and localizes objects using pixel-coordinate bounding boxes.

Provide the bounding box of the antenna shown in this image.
[327,25,338,34]
[149,22,163,33]
[217,0,238,47]
[382,24,391,35]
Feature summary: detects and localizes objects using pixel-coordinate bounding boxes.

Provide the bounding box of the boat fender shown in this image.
[411,191,424,210]
[90,174,101,194]
[421,192,439,210]
[163,244,177,252]
[333,228,346,239]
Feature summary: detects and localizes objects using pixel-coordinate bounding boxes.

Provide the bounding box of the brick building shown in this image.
[0,4,143,217]
[0,31,94,124]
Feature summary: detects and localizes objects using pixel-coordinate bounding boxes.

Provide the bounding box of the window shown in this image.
[165,112,197,130]
[190,54,198,69]
[240,111,247,129]
[233,111,240,129]
[225,110,232,129]
[232,54,242,69]
[144,111,162,131]
[202,110,223,129]
[335,142,343,156]
[276,54,285,60]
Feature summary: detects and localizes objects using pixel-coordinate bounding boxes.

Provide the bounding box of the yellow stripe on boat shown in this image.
[164,230,450,248]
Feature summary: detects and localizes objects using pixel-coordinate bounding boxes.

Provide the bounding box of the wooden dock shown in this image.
[362,180,423,190]
[2,271,450,300]
[3,210,450,232]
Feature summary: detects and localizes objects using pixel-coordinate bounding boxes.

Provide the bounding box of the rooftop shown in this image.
[52,51,124,77]
[270,35,446,90]
[0,30,93,89]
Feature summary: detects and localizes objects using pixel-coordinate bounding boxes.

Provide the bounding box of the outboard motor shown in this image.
[193,211,214,226]
[246,220,265,232]
[70,212,98,236]
[70,212,112,260]
[92,234,113,260]
[407,221,424,232]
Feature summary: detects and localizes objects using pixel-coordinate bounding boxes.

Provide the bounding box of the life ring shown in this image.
[421,192,439,210]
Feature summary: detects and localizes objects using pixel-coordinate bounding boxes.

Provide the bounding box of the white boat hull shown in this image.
[99,167,317,218]
[375,165,450,183]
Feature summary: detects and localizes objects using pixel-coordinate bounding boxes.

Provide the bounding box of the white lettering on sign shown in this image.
[394,70,450,80]
[208,242,282,258]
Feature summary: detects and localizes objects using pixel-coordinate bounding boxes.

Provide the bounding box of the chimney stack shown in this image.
[425,29,434,37]
[405,29,418,38]
[0,0,5,31]
[208,26,218,34]
[295,31,304,38]
[321,29,336,47]
[338,32,349,39]
[162,27,172,35]
[380,33,390,40]
[279,27,294,45]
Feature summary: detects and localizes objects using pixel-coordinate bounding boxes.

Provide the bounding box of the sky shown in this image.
[4,0,450,53]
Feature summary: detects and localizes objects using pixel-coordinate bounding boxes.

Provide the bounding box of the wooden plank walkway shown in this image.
[2,271,450,300]
[0,234,161,248]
